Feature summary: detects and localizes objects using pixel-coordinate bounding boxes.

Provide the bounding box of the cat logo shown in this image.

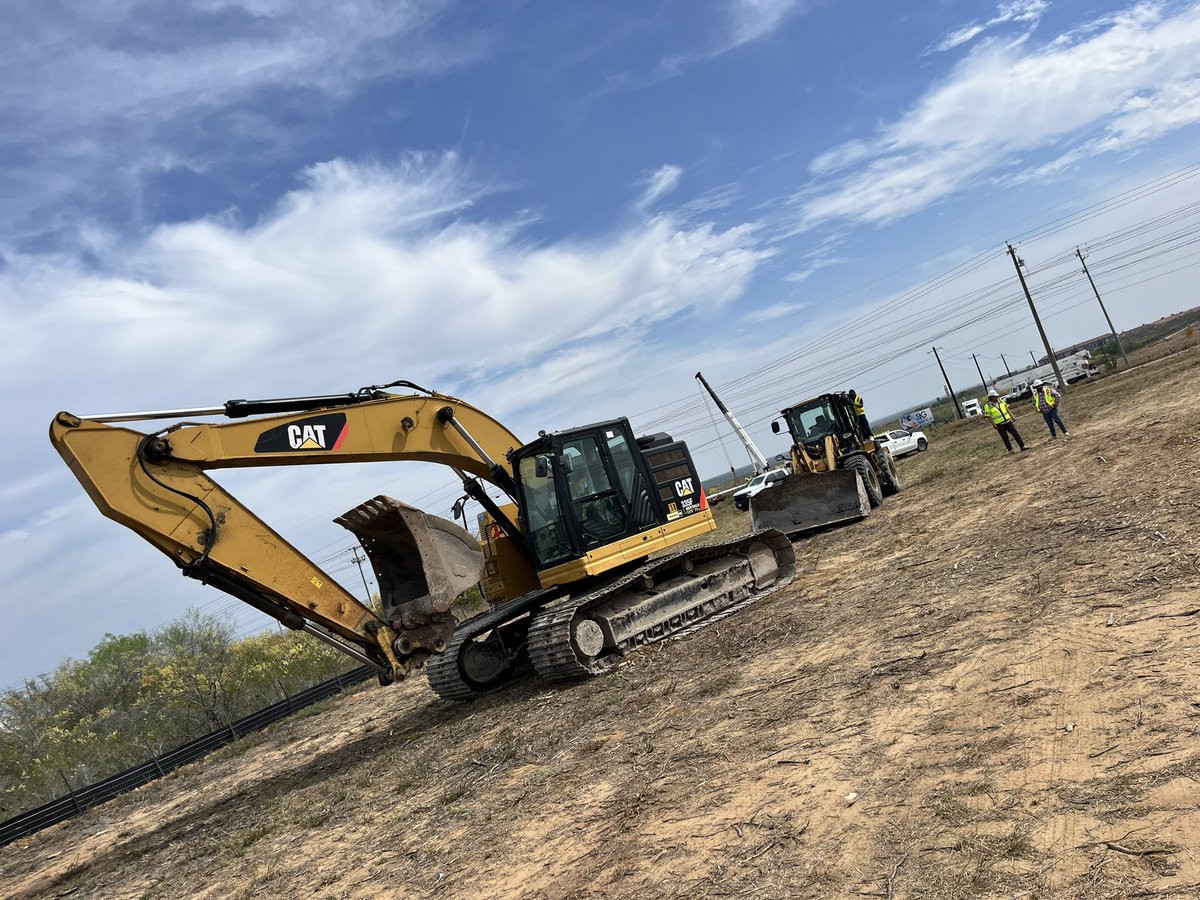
[289,423,329,450]
[255,413,349,454]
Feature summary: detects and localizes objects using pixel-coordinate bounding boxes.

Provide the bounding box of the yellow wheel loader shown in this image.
[51,381,794,700]
[750,392,901,537]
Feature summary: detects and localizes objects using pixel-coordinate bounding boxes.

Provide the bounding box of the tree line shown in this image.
[0,612,357,818]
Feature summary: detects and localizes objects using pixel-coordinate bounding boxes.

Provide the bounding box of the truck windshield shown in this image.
[784,399,838,444]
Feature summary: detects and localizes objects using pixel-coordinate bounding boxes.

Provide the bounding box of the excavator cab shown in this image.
[512,419,707,571]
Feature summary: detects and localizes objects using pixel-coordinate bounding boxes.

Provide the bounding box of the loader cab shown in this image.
[773,393,861,451]
[512,419,705,570]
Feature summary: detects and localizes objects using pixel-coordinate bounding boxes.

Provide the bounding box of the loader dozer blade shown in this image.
[334,496,484,658]
[750,471,869,538]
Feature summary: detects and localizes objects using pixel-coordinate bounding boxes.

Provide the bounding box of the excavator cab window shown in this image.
[604,431,637,501]
[518,452,573,568]
[561,435,628,546]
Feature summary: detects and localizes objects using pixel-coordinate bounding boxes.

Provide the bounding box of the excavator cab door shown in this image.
[559,432,634,549]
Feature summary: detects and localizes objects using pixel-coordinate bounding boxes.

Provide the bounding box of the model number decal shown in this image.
[254,413,348,453]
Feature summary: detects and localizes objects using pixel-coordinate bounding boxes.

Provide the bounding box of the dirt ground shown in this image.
[3,344,1199,900]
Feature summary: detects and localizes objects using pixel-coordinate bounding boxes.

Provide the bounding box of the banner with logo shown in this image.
[899,408,934,429]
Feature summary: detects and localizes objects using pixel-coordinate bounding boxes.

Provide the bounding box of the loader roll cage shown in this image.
[776,394,862,452]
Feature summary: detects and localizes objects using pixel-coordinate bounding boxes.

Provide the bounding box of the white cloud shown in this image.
[1,155,770,408]
[936,24,987,53]
[931,0,1049,53]
[0,1,475,235]
[635,164,685,210]
[728,0,807,47]
[743,300,810,322]
[798,2,1200,229]
[783,251,846,282]
[655,0,808,76]
[4,1,461,130]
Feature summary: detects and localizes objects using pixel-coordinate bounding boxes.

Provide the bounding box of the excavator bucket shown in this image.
[749,471,869,538]
[334,496,485,657]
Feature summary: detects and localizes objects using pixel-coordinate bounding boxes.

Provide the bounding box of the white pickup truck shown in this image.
[875,428,929,458]
[732,468,790,511]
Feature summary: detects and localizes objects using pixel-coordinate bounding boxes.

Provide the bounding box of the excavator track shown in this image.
[426,589,556,701]
[528,530,795,683]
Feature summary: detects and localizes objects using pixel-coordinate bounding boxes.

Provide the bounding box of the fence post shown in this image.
[139,737,166,778]
[58,769,83,815]
[276,679,296,712]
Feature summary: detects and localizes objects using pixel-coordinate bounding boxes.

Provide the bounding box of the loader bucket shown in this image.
[334,496,485,656]
[749,470,870,538]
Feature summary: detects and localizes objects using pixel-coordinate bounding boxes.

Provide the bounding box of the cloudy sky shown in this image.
[4,0,1200,687]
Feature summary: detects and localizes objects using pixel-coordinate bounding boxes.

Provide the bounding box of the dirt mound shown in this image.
[4,349,1199,899]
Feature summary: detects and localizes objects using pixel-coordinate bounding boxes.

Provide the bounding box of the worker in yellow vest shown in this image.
[1031,379,1070,438]
[983,390,1027,454]
[847,389,870,439]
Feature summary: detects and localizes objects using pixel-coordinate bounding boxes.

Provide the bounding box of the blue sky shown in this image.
[4,0,1200,686]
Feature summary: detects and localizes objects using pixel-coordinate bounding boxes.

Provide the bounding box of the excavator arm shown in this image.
[49,389,533,683]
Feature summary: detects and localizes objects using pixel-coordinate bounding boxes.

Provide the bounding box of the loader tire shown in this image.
[845,455,883,508]
[878,451,902,497]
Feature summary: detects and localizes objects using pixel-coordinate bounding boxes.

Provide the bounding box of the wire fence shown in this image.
[0,665,374,848]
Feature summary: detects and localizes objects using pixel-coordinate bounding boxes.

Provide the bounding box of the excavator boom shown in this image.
[50,390,530,682]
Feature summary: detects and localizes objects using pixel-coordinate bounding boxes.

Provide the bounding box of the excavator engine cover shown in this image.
[749,470,869,537]
[335,496,485,660]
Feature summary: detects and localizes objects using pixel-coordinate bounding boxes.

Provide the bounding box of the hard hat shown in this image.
[1032,379,1044,387]
[987,389,999,398]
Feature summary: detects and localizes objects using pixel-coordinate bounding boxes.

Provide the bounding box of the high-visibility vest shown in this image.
[852,396,865,416]
[1033,388,1058,411]
[984,400,1012,425]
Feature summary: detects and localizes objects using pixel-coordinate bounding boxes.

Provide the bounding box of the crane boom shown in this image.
[695,371,770,473]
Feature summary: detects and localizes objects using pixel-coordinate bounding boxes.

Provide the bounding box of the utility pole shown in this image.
[1030,350,1038,367]
[350,549,373,603]
[931,347,963,419]
[1007,243,1067,390]
[971,353,987,391]
[695,371,770,473]
[1000,353,1013,378]
[1076,247,1130,368]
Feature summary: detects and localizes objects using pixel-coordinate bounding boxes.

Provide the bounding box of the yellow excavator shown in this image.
[750,391,902,536]
[50,381,794,700]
